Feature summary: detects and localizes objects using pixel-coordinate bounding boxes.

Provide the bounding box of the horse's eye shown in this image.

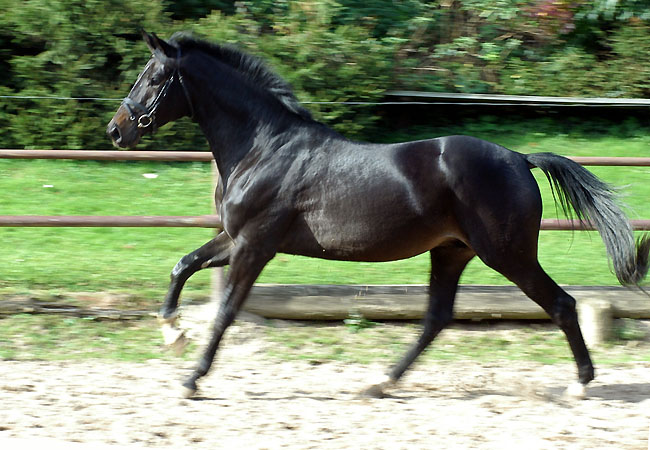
[151,73,163,86]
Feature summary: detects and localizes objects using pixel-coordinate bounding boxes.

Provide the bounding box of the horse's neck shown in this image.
[190,88,256,181]
[199,118,250,180]
[186,65,339,184]
[196,104,295,185]
[192,92,318,185]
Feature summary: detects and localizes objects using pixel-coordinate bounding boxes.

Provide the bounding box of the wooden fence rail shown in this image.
[1,216,649,230]
[0,215,222,228]
[0,149,213,162]
[1,150,648,229]
[2,149,650,166]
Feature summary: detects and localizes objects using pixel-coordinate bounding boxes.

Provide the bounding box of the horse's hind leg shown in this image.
[158,232,233,351]
[363,243,474,397]
[480,251,594,398]
[507,264,594,397]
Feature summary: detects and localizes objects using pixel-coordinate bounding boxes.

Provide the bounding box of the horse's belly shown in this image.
[279,213,457,262]
[279,147,456,261]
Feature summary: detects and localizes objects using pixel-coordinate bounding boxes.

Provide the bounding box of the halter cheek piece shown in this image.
[122,48,194,132]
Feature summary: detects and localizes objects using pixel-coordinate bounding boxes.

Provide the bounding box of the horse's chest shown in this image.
[219,178,287,238]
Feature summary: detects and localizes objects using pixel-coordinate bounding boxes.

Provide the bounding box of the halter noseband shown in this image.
[122,48,195,131]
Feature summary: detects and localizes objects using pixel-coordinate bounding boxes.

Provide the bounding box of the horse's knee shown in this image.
[171,255,192,281]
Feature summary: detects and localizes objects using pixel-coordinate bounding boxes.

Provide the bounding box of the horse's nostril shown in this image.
[108,125,122,143]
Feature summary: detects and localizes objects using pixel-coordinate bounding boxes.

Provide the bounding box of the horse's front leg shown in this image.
[158,232,234,351]
[181,241,275,398]
[363,245,474,397]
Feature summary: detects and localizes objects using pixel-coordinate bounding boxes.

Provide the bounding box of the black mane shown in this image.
[169,32,312,120]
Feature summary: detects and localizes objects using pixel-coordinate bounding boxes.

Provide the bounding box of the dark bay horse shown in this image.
[108,31,649,399]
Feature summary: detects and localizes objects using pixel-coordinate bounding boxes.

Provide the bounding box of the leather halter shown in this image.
[122,48,194,131]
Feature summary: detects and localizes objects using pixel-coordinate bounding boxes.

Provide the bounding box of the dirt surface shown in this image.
[1,319,649,450]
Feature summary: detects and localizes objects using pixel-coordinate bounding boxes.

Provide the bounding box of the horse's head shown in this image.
[107,31,194,148]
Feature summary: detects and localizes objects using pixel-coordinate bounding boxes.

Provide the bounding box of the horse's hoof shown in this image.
[181,380,197,399]
[360,374,394,399]
[360,384,387,398]
[563,382,587,400]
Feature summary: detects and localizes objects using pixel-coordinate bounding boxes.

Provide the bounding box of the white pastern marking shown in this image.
[368,373,394,389]
[161,322,185,346]
[564,382,587,400]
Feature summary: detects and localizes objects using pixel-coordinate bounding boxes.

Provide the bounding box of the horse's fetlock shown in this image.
[158,309,178,324]
[578,364,595,385]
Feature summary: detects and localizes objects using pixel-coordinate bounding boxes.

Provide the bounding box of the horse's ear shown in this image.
[141,30,176,58]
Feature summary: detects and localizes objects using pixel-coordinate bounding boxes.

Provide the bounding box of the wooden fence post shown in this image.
[578,298,613,348]
[211,160,224,305]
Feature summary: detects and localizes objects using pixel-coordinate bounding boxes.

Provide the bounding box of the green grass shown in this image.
[0,120,649,305]
[0,314,188,362]
[264,320,650,366]
[1,118,647,368]
[0,160,216,300]
[2,314,647,365]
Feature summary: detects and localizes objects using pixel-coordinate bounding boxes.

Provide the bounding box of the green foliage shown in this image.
[164,0,235,20]
[0,0,179,149]
[1,1,650,148]
[189,3,396,137]
[604,23,650,97]
[385,0,650,96]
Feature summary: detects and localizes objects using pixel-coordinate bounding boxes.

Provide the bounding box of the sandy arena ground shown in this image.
[1,318,649,450]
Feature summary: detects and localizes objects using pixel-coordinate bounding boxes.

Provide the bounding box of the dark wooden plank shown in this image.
[0,149,212,161]
[243,285,650,321]
[2,285,648,321]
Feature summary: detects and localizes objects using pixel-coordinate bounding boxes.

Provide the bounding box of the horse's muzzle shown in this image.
[107,116,140,149]
[107,122,122,146]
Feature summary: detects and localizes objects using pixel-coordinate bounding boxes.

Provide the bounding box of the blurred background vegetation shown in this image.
[0,0,649,297]
[1,0,649,149]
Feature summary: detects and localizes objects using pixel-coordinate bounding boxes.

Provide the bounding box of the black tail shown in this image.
[526,152,649,286]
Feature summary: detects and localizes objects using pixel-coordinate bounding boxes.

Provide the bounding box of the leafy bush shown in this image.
[0,0,178,149]
[1,0,649,149]
[605,22,650,98]
[192,3,396,137]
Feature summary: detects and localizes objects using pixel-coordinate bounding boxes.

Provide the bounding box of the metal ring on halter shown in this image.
[137,114,154,129]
